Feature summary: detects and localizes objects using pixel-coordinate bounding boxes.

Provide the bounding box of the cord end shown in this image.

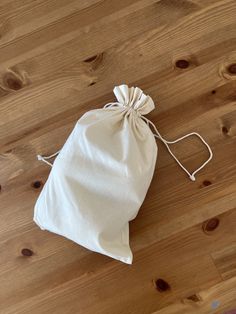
[189,174,196,181]
[37,155,43,161]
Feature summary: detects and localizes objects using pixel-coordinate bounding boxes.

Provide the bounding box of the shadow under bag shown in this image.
[34,84,212,264]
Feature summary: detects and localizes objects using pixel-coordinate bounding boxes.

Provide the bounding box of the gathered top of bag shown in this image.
[111,85,155,116]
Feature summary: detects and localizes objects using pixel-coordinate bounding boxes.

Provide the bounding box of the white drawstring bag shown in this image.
[34,84,212,264]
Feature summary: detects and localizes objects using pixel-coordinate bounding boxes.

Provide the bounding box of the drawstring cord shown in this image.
[104,103,213,181]
[37,150,61,167]
[37,103,123,166]
[141,116,213,181]
[37,103,213,181]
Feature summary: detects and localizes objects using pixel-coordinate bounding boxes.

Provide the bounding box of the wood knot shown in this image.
[32,180,42,189]
[0,184,2,192]
[3,72,24,91]
[155,278,170,292]
[211,90,216,94]
[219,59,236,80]
[83,53,104,71]
[222,126,229,134]
[83,55,98,63]
[175,59,189,69]
[6,77,22,90]
[21,248,33,257]
[202,180,212,187]
[227,63,236,75]
[202,218,220,234]
[186,294,202,302]
[89,81,96,86]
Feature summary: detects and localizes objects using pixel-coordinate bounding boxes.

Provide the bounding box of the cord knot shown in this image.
[37,155,43,161]
[189,174,196,181]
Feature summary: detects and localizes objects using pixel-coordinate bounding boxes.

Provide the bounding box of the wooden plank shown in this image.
[1,207,236,313]
[0,0,236,313]
[152,277,236,314]
[212,244,236,280]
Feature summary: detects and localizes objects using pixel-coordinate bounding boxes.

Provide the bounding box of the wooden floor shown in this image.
[0,0,236,313]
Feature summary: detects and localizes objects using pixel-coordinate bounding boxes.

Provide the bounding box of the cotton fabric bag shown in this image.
[34,84,212,264]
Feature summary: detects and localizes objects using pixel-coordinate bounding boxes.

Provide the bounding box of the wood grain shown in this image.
[0,0,236,313]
